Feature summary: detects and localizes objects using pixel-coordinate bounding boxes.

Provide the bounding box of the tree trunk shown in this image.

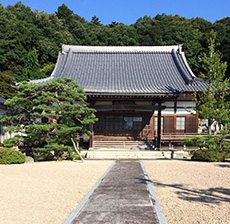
[208,118,212,135]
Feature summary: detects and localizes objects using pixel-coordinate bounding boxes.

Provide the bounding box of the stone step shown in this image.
[83,150,164,159]
[93,141,150,144]
[93,140,154,150]
[81,150,191,159]
[93,144,151,147]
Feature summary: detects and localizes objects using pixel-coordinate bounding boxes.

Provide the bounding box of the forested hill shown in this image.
[0,2,230,88]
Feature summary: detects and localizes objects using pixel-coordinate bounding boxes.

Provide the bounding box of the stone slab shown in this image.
[71,160,159,224]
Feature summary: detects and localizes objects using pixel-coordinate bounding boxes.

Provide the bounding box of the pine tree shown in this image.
[194,30,230,135]
[0,78,97,160]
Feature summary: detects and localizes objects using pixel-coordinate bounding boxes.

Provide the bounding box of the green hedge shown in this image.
[191,149,225,162]
[0,148,25,164]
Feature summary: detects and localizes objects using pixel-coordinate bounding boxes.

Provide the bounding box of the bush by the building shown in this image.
[182,132,230,162]
[191,149,225,162]
[0,148,25,164]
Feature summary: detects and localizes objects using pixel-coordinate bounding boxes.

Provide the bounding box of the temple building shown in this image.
[32,45,207,149]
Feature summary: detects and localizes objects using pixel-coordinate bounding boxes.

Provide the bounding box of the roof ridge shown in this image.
[62,45,182,54]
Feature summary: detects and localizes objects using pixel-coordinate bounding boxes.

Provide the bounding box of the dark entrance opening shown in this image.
[94,112,154,141]
[105,114,143,130]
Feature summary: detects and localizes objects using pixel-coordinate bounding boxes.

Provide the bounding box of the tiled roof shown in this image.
[32,45,207,96]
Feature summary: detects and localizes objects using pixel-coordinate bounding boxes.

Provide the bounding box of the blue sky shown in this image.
[1,0,230,25]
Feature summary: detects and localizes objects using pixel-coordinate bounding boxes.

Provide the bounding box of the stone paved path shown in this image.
[71,160,159,224]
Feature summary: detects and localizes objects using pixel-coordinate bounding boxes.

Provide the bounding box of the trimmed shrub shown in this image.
[182,134,230,162]
[0,148,25,164]
[191,149,225,162]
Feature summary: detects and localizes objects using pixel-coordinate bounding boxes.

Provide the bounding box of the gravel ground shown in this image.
[1,160,229,224]
[0,160,112,224]
[143,160,230,224]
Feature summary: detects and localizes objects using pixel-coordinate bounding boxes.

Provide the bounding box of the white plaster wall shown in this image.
[177,101,196,108]
[0,109,17,144]
[162,102,174,107]
[176,109,196,114]
[0,125,16,144]
[154,108,196,115]
[162,101,196,108]
[155,108,174,115]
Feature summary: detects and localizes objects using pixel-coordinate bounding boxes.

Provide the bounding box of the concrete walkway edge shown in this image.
[63,161,116,224]
[140,161,168,224]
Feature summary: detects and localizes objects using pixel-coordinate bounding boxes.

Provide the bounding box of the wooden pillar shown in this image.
[174,97,177,114]
[157,102,162,150]
[89,101,95,149]
[89,123,94,149]
[174,97,177,133]
[151,115,155,139]
[152,101,155,139]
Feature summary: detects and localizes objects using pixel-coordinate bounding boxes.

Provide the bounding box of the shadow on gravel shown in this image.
[137,178,230,204]
[215,164,230,168]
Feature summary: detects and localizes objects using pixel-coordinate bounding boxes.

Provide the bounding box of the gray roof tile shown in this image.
[32,45,208,95]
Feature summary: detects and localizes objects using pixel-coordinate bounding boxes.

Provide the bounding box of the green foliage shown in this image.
[39,63,55,76]
[91,15,101,25]
[33,145,83,161]
[3,136,22,148]
[0,148,25,164]
[182,123,230,162]
[33,151,54,162]
[0,2,230,82]
[0,72,16,99]
[0,2,40,81]
[23,47,40,79]
[0,78,97,160]
[182,135,221,150]
[193,30,230,134]
[36,144,74,160]
[34,10,75,65]
[68,147,84,160]
[214,18,230,79]
[55,3,73,22]
[191,149,225,162]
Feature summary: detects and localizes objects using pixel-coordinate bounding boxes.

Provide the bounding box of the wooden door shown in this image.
[163,116,174,134]
[185,116,197,133]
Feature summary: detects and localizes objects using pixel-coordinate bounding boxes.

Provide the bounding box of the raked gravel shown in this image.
[143,160,230,224]
[1,159,229,224]
[0,160,112,224]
